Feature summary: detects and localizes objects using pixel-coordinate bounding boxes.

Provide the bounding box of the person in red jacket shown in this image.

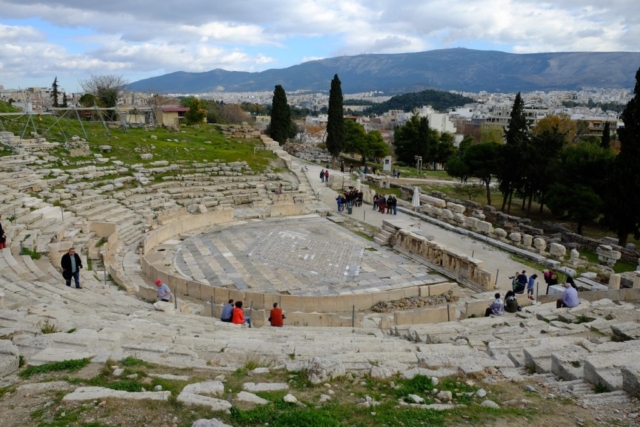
[231,301,251,328]
[269,302,286,327]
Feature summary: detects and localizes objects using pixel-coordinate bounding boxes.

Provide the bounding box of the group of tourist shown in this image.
[372,194,398,215]
[319,169,329,183]
[486,271,580,317]
[336,189,364,211]
[509,270,538,300]
[220,299,286,328]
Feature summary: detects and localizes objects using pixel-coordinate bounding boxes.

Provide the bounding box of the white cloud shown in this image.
[0,0,639,88]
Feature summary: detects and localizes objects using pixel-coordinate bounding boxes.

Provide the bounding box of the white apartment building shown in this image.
[413,106,457,134]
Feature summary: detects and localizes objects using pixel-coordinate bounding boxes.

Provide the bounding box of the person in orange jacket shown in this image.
[269,302,286,327]
[231,301,251,328]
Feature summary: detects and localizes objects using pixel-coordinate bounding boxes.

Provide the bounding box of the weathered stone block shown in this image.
[549,243,566,258]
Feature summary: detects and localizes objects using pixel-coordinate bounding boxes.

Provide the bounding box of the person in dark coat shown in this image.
[61,247,83,289]
[0,215,6,250]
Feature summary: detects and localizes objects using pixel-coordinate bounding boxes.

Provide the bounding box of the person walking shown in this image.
[269,302,286,327]
[232,301,251,328]
[527,274,537,300]
[324,170,329,185]
[61,248,83,289]
[0,215,6,250]
[154,279,172,302]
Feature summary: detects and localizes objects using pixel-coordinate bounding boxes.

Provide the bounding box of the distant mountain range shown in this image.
[127,48,640,94]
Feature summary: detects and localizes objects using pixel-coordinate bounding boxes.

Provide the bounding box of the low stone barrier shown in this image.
[387,222,493,290]
[393,305,456,325]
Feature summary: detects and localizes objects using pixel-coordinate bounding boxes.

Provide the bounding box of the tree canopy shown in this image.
[603,67,640,246]
[365,89,473,115]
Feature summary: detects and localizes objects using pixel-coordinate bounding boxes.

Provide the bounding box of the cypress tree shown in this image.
[601,121,611,149]
[51,77,60,108]
[269,85,291,145]
[326,74,345,165]
[604,68,640,246]
[498,92,529,212]
[62,93,68,108]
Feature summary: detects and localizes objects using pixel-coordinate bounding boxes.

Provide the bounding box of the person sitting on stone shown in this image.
[504,290,521,313]
[484,293,504,317]
[220,299,234,322]
[232,301,251,328]
[269,302,286,327]
[556,282,579,309]
[154,279,171,302]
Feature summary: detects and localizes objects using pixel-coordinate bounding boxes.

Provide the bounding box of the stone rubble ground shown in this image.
[0,130,639,426]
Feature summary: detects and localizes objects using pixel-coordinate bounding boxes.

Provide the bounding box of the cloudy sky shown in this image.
[1,0,638,91]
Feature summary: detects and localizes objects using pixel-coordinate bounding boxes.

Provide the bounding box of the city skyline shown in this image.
[1,1,640,91]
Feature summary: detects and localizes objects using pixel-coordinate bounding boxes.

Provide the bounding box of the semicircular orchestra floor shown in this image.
[157,216,447,296]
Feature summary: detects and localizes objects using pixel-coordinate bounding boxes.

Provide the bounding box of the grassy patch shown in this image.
[581,250,636,273]
[1,115,276,172]
[121,356,154,368]
[593,383,611,394]
[20,358,90,378]
[39,318,61,334]
[21,247,41,260]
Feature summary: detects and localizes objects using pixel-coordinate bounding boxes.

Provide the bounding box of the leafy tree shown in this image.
[219,104,249,124]
[498,92,530,212]
[61,93,68,108]
[574,120,590,142]
[367,131,390,162]
[547,184,603,235]
[183,97,206,124]
[78,93,98,108]
[458,135,473,156]
[394,115,427,165]
[79,74,127,119]
[532,113,576,145]
[479,126,503,144]
[343,120,367,159]
[269,85,292,144]
[463,142,501,205]
[604,67,640,246]
[326,74,345,164]
[546,142,614,234]
[51,77,60,108]
[436,132,456,166]
[526,128,566,213]
[445,156,468,182]
[601,121,611,150]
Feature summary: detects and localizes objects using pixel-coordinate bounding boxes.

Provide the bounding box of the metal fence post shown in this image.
[351,305,355,328]
[174,287,178,310]
[447,304,451,322]
[494,269,500,289]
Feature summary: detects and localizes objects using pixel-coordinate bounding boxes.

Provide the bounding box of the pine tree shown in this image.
[498,92,530,212]
[51,77,60,108]
[62,93,68,108]
[269,85,291,145]
[601,121,611,149]
[604,68,640,246]
[326,74,345,165]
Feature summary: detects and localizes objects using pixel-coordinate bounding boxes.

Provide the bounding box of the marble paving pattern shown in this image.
[173,217,447,296]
